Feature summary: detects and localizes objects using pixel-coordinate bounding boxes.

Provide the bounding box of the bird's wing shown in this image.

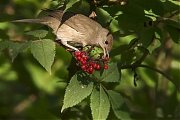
[44,10,101,36]
[63,14,100,36]
[43,10,64,22]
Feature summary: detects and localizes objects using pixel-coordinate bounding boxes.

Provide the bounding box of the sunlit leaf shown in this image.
[90,85,110,120]
[61,71,94,112]
[31,39,55,73]
[147,27,162,53]
[154,27,163,41]
[96,7,112,28]
[148,40,161,54]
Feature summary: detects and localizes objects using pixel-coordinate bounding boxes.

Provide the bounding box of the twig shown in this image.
[134,47,149,64]
[121,64,180,90]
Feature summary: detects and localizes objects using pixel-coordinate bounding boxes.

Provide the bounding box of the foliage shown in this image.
[0,0,179,119]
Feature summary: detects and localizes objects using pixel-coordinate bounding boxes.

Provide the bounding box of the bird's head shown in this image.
[98,30,113,58]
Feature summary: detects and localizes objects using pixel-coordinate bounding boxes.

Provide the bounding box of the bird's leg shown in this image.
[61,40,79,51]
[54,39,62,46]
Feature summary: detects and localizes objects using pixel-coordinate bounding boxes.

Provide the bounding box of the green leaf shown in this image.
[149,0,165,16]
[108,90,131,119]
[110,44,129,57]
[174,103,180,118]
[31,39,55,73]
[61,71,94,112]
[103,4,151,24]
[0,29,9,39]
[103,4,145,17]
[64,0,80,12]
[141,27,154,48]
[130,0,164,16]
[103,5,149,33]
[121,49,136,65]
[0,40,12,51]
[163,0,180,12]
[117,14,150,24]
[93,63,121,83]
[66,0,90,15]
[166,25,180,44]
[9,41,32,62]
[103,5,145,31]
[0,13,14,22]
[90,85,110,120]
[161,19,180,29]
[25,29,48,38]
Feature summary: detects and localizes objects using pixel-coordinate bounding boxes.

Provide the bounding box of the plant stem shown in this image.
[121,64,180,90]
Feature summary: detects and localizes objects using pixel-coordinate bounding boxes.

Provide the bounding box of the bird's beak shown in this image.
[103,47,109,58]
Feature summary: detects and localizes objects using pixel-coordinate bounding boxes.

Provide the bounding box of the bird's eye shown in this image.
[105,40,108,44]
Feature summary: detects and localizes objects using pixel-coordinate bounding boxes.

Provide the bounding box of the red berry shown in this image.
[77,56,81,61]
[104,57,109,61]
[75,51,81,56]
[96,64,101,70]
[83,56,88,61]
[89,61,93,66]
[87,70,93,74]
[80,51,86,56]
[80,58,86,64]
[86,67,93,74]
[89,67,94,72]
[89,71,93,74]
[93,63,97,68]
[81,60,86,65]
[103,65,108,70]
[86,68,89,72]
[81,65,86,70]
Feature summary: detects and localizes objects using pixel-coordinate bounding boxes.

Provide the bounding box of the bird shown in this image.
[12,10,113,57]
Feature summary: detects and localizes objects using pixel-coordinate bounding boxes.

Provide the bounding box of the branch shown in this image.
[134,47,149,64]
[86,0,128,7]
[121,64,180,90]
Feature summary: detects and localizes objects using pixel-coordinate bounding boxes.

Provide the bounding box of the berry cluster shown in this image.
[74,51,109,74]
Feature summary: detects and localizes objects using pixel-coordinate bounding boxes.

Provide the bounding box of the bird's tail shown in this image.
[11,17,61,32]
[12,17,49,25]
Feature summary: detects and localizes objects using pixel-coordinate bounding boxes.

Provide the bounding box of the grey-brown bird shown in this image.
[12,10,113,57]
